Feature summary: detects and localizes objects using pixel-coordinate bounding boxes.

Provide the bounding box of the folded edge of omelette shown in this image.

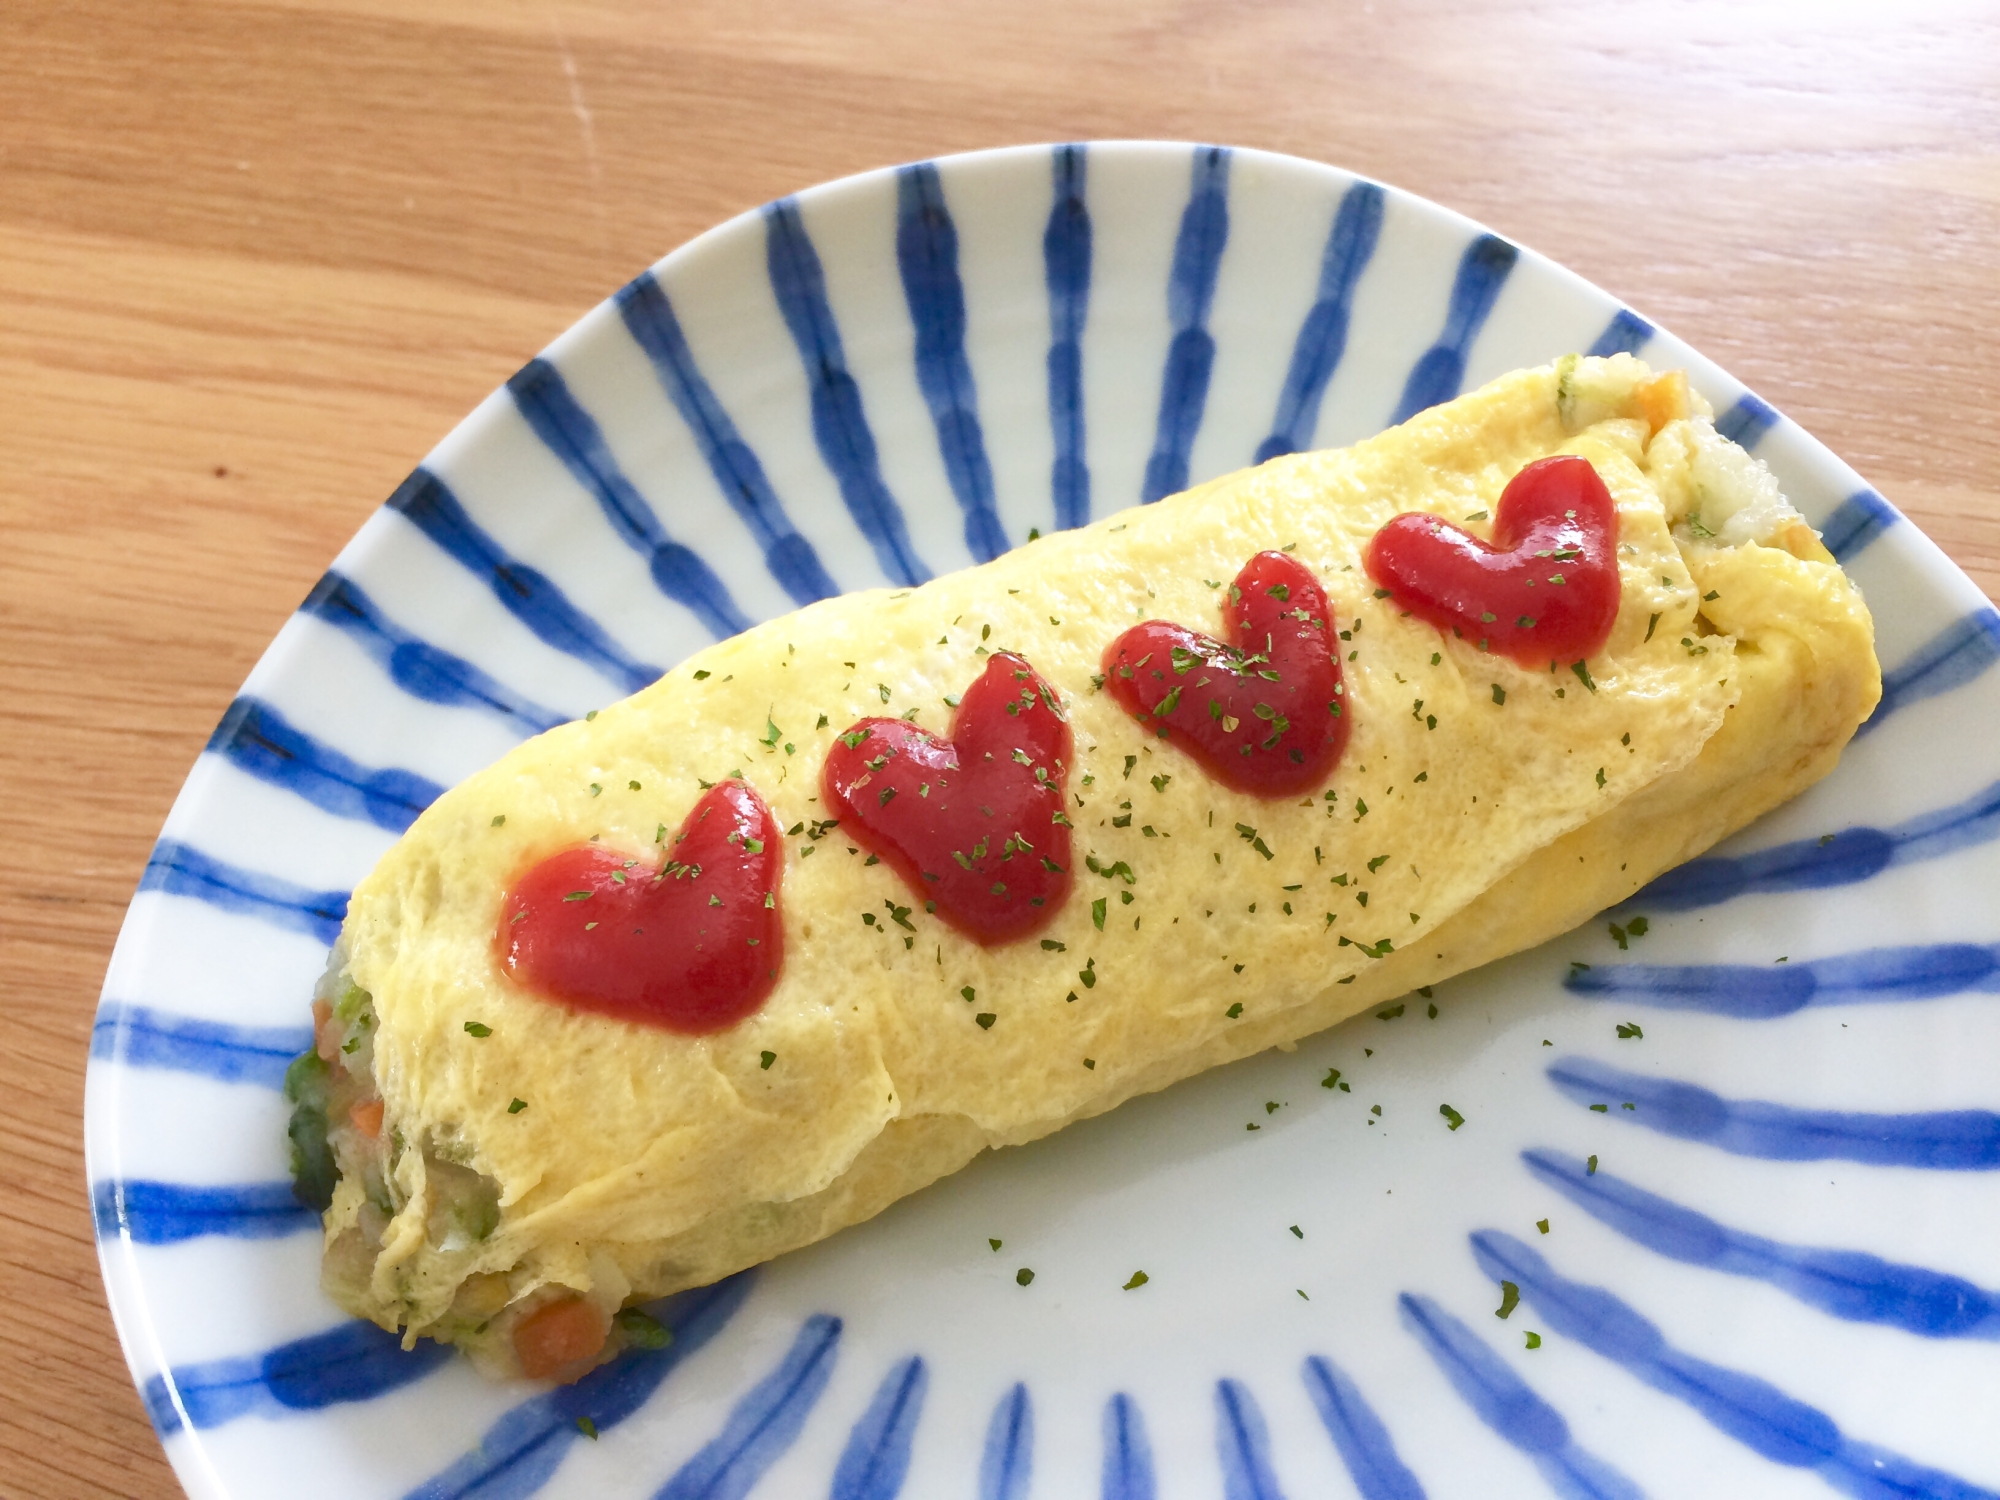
[283,355,1880,1378]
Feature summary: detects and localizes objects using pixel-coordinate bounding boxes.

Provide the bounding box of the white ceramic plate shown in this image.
[87,142,2000,1500]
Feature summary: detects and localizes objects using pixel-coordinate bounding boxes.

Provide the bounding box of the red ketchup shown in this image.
[822,652,1072,944]
[1363,454,1620,666]
[1103,551,1348,798]
[496,778,783,1033]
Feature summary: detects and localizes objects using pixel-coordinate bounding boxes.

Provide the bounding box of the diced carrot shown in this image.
[349,1097,384,1137]
[1635,370,1690,434]
[514,1296,610,1381]
[1775,519,1836,565]
[313,1001,345,1064]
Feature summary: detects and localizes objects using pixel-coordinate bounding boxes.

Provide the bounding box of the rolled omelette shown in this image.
[287,354,1880,1379]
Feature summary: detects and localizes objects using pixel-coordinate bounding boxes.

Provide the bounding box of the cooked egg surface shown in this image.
[328,356,1878,1342]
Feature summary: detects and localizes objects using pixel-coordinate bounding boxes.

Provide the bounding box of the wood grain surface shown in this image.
[4,2,1996,1494]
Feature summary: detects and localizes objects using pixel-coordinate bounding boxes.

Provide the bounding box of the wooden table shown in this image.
[4,3,1996,1493]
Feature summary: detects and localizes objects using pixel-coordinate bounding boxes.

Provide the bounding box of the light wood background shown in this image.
[4,2,1997,1494]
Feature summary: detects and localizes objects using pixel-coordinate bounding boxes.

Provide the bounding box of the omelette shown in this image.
[286,354,1879,1380]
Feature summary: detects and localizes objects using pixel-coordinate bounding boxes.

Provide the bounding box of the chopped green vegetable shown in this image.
[615,1308,673,1350]
[283,1050,336,1211]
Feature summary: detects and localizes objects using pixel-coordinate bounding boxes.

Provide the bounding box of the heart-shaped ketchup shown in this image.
[822,652,1072,944]
[496,779,783,1033]
[1103,551,1348,798]
[1363,454,1620,666]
